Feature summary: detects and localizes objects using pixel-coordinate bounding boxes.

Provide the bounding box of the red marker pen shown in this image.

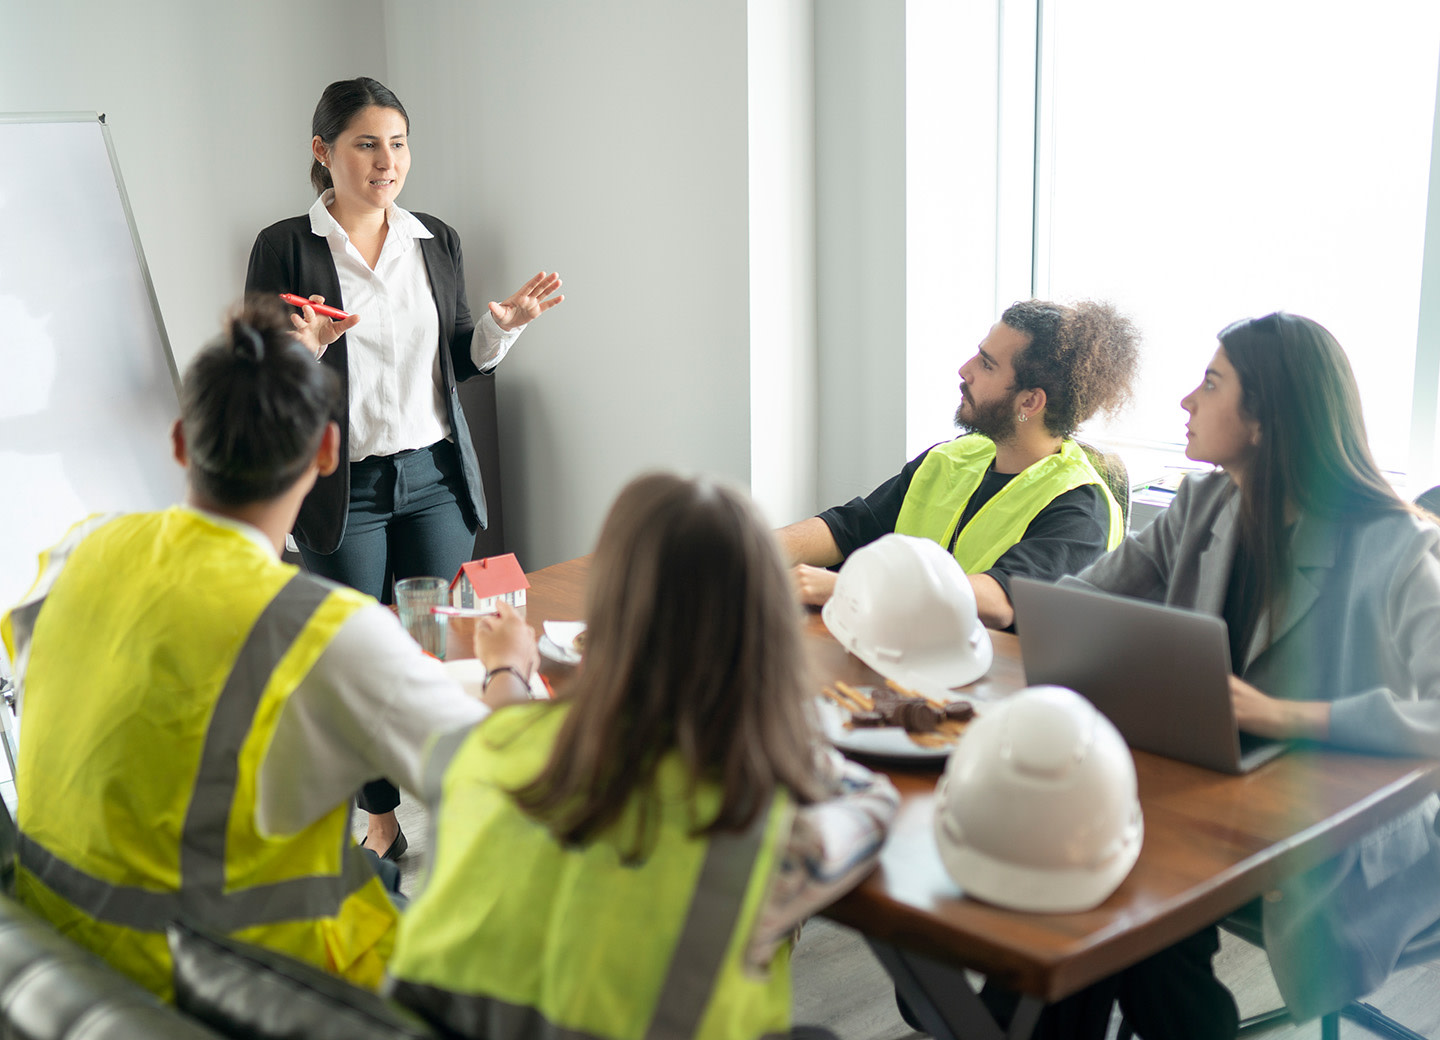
[279,293,352,321]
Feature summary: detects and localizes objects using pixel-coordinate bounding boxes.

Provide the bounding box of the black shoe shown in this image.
[364,826,408,862]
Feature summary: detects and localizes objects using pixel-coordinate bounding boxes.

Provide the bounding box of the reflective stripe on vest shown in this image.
[389,705,793,1040]
[14,509,398,996]
[2,512,120,701]
[894,435,1122,572]
[18,574,375,931]
[391,812,771,1040]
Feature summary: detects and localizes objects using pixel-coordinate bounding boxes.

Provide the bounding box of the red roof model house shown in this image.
[450,553,530,612]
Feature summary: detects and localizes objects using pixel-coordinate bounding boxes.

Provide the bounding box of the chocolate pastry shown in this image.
[942,701,976,723]
[868,685,904,713]
[894,701,944,733]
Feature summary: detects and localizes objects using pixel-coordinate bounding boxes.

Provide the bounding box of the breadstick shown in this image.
[884,677,947,711]
[833,681,874,711]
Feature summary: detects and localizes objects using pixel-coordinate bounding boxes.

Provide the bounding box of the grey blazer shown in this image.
[1068,470,1440,1018]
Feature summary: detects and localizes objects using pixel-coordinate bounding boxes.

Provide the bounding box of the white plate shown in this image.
[540,621,586,665]
[817,690,976,760]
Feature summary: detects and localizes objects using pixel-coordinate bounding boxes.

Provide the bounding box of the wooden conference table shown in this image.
[466,555,1440,1040]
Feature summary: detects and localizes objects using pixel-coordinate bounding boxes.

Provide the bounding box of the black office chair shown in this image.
[1076,441,1131,534]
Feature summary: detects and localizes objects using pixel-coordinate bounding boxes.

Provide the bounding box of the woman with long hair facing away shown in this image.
[1013,313,1440,1039]
[387,473,899,1040]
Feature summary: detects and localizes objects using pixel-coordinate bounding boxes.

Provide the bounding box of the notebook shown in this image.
[1009,577,1287,774]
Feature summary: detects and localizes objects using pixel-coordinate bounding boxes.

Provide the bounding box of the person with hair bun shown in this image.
[246,76,563,856]
[779,299,1140,629]
[1,297,527,999]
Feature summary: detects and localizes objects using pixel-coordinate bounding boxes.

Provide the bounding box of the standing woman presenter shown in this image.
[246,76,563,857]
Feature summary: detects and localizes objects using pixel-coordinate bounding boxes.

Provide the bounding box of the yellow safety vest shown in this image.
[893,434,1123,573]
[388,704,794,1040]
[6,508,399,1000]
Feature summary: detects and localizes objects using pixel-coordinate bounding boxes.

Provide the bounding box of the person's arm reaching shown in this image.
[969,573,1015,630]
[776,516,843,567]
[777,518,845,606]
[471,601,542,709]
[255,604,488,837]
[779,451,936,607]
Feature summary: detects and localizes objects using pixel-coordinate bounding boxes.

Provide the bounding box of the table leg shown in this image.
[865,938,1041,1040]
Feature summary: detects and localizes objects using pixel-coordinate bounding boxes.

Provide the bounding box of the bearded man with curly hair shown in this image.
[778,299,1140,629]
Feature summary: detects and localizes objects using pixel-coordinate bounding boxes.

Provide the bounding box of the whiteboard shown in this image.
[0,114,182,625]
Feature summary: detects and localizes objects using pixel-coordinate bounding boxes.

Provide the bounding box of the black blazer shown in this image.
[245,213,488,554]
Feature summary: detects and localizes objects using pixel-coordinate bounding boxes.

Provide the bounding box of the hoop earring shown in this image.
[1017,413,1028,423]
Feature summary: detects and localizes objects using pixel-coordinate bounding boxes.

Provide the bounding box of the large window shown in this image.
[1032,1,1440,477]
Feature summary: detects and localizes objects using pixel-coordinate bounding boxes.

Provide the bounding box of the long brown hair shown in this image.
[512,473,823,856]
[1219,312,1413,640]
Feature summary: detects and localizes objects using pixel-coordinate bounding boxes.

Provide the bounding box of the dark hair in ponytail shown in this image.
[180,295,341,506]
[310,77,410,195]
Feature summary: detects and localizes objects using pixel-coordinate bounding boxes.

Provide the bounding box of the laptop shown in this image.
[1009,577,1287,774]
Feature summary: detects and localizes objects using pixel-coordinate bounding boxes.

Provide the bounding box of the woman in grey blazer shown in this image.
[1030,312,1440,1038]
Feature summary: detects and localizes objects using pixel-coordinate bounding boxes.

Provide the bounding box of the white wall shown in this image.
[0,0,387,371]
[748,0,818,527]
[813,1,907,509]
[1,0,763,571]
[385,1,753,567]
[905,0,1005,457]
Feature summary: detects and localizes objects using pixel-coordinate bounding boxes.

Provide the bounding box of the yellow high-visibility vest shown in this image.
[894,434,1122,573]
[6,508,399,999]
[388,704,794,1040]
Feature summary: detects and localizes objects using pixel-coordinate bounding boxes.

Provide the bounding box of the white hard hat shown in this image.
[933,685,1142,913]
[822,534,993,697]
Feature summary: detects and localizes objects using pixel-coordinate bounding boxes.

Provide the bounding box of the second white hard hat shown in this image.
[822,533,993,697]
[933,684,1143,913]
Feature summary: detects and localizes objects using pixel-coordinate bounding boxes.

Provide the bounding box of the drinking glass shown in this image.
[395,576,449,658]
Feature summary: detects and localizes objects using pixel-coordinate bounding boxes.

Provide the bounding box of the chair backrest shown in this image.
[1076,441,1131,535]
[1414,485,1440,517]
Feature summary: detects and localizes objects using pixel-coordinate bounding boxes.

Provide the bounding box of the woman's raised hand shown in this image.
[488,271,564,331]
[289,295,360,358]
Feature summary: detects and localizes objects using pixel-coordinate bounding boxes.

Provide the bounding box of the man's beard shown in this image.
[954,389,1020,442]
